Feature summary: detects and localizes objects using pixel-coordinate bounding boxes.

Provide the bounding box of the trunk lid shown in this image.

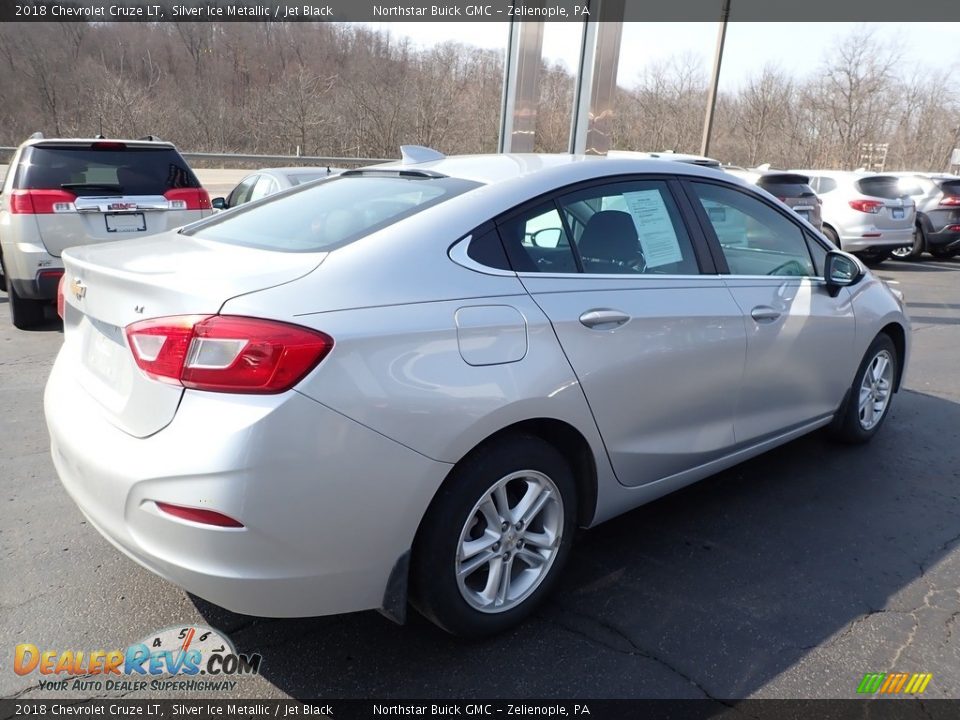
[59,232,326,438]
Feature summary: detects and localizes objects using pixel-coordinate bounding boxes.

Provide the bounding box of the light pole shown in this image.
[700,0,731,158]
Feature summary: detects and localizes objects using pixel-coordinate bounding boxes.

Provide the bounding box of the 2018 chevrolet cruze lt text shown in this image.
[45,150,910,636]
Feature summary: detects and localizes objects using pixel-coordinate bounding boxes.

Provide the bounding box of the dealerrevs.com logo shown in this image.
[13,625,262,693]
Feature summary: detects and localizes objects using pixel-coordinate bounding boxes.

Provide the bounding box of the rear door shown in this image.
[499,177,747,487]
[685,180,855,443]
[16,142,209,256]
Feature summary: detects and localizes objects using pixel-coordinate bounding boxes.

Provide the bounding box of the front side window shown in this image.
[692,182,816,277]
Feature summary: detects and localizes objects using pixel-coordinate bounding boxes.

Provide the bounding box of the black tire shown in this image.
[411,434,577,637]
[8,280,46,330]
[858,251,890,268]
[891,225,925,260]
[0,255,6,292]
[929,246,959,260]
[828,334,898,444]
[822,226,841,249]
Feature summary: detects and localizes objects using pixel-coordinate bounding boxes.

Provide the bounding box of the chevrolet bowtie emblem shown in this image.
[70,278,86,301]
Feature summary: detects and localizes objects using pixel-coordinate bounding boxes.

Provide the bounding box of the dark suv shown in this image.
[890,174,960,260]
[0,135,211,329]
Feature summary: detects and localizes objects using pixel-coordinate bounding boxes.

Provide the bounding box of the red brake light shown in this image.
[164,188,212,211]
[91,141,127,150]
[125,315,333,393]
[10,189,77,214]
[939,196,960,207]
[848,199,884,214]
[155,502,243,528]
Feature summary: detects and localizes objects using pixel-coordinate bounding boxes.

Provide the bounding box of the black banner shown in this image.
[2,700,959,720]
[1,0,960,22]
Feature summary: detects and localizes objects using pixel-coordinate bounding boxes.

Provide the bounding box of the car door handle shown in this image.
[750,306,782,323]
[579,309,631,329]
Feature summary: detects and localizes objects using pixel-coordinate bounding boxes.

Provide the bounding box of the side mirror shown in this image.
[824,251,863,297]
[211,197,227,210]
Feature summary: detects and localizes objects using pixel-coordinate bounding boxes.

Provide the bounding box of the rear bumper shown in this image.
[839,227,914,253]
[45,348,451,618]
[924,228,960,251]
[0,238,61,299]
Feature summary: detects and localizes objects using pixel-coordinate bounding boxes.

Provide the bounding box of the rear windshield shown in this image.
[854,177,904,199]
[16,145,199,196]
[939,180,960,197]
[187,174,482,252]
[756,175,816,197]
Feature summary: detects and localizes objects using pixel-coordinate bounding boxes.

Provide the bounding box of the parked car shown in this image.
[46,149,910,637]
[725,169,823,231]
[790,170,915,266]
[0,134,211,329]
[887,173,960,260]
[211,166,343,210]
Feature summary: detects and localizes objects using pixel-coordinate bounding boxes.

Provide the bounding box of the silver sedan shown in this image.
[45,150,910,637]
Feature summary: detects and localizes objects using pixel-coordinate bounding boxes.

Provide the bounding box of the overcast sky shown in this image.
[367,22,960,90]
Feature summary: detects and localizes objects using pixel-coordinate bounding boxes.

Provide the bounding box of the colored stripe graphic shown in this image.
[858,672,932,694]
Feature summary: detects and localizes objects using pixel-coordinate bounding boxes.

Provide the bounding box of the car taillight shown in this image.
[939,196,960,207]
[947,225,960,232]
[56,275,66,319]
[9,189,77,214]
[164,188,212,211]
[125,315,333,393]
[848,199,884,214]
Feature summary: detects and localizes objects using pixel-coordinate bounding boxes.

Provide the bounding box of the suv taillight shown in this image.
[849,199,884,214]
[939,196,960,207]
[164,188,212,211]
[56,275,66,319]
[10,189,77,214]
[125,315,333,393]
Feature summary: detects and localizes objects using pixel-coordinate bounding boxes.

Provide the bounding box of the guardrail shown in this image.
[0,146,396,167]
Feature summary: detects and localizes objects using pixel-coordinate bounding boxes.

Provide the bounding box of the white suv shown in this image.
[0,135,212,329]
[790,170,915,266]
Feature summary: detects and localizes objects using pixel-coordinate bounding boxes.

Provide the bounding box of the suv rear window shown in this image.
[854,176,904,199]
[939,180,960,198]
[187,174,481,252]
[756,175,816,198]
[16,145,200,196]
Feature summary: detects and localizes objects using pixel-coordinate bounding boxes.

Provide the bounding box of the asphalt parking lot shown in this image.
[2,256,959,701]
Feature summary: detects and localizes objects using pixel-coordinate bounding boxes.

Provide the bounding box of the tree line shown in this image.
[0,22,956,171]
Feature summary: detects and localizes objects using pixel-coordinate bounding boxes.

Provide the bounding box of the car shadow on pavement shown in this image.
[192,389,960,699]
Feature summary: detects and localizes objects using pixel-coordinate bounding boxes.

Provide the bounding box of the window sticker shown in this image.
[622,190,684,268]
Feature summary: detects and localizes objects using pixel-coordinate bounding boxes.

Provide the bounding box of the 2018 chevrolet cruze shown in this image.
[45,149,910,637]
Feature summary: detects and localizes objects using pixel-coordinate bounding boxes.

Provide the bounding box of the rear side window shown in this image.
[817,177,838,194]
[189,174,481,252]
[16,145,199,195]
[855,177,904,199]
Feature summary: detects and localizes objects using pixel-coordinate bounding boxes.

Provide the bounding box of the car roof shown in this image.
[258,167,341,174]
[366,152,732,186]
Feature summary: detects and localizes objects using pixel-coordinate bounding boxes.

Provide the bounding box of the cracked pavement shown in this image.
[1,257,959,700]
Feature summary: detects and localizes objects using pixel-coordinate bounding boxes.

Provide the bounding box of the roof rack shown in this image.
[138,135,162,142]
[29,131,44,140]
